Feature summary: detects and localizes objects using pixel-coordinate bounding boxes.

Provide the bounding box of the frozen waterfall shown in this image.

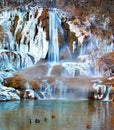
[48,9,64,63]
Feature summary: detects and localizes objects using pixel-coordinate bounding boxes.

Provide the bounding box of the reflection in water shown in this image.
[90,102,112,130]
[0,100,114,130]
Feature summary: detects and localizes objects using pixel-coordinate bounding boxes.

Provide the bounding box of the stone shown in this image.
[50,65,63,76]
[24,89,35,99]
[0,86,20,101]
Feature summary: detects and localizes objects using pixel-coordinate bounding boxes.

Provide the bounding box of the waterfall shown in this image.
[37,80,52,99]
[103,86,112,101]
[0,8,49,68]
[0,5,113,101]
[48,10,59,62]
[48,10,63,63]
[0,50,35,71]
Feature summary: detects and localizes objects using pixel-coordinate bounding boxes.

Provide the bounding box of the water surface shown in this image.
[0,100,114,130]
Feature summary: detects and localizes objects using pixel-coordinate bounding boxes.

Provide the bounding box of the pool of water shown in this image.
[0,100,114,130]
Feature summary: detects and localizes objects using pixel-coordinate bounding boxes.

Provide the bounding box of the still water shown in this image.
[0,100,114,130]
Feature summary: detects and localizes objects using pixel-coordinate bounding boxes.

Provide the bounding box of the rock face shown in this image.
[96,52,114,77]
[0,0,114,101]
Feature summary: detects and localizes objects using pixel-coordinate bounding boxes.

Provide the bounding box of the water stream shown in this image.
[48,10,60,62]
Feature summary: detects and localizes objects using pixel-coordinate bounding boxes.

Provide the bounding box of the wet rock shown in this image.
[17,64,49,80]
[60,51,71,61]
[0,86,20,101]
[50,65,63,76]
[24,89,35,99]
[16,29,22,44]
[102,77,114,88]
[5,76,26,90]
[4,64,49,89]
[38,8,49,40]
[10,15,19,35]
[4,65,51,87]
[29,80,40,91]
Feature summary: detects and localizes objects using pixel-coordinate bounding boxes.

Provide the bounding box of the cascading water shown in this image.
[52,80,68,99]
[48,10,62,63]
[38,80,52,99]
[0,4,113,101]
[103,86,112,101]
[0,7,49,71]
